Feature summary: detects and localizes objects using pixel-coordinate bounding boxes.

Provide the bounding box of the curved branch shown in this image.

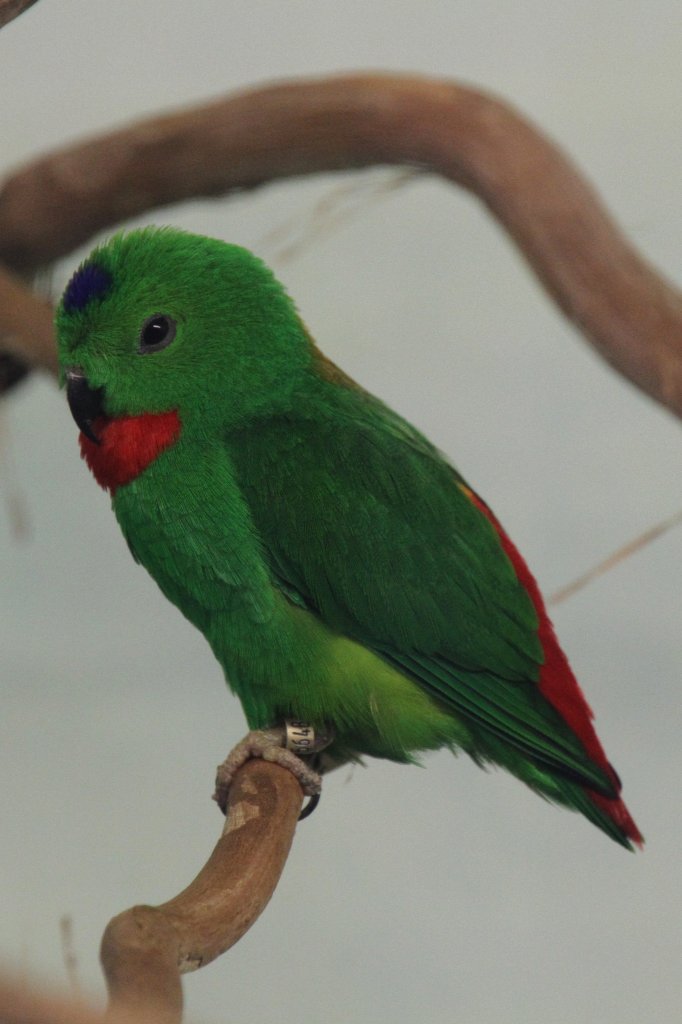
[0,265,57,372]
[100,758,303,1022]
[2,73,682,417]
[0,974,164,1024]
[0,0,41,30]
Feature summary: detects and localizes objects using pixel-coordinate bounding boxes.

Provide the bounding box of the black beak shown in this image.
[65,367,106,445]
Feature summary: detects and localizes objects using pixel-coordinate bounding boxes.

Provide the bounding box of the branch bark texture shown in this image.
[0,974,165,1024]
[100,759,303,1024]
[1,73,682,416]
[0,265,56,372]
[2,64,678,1023]
[0,761,302,1024]
[0,0,41,29]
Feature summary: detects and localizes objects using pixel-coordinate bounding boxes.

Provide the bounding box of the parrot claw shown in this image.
[213,724,330,818]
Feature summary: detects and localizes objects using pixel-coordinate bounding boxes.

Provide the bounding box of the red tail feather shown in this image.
[465,488,642,846]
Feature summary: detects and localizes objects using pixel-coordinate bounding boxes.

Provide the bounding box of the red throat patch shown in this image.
[79,410,181,493]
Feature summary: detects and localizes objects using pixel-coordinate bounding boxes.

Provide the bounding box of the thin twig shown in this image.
[0,408,31,540]
[59,916,80,997]
[260,167,419,264]
[549,508,682,605]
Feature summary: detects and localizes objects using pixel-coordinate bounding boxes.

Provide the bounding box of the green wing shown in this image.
[227,386,614,796]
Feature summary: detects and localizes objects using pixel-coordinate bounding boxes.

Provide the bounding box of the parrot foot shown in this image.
[213,722,333,818]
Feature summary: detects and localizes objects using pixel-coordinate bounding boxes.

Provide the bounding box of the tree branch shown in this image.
[0,0,41,30]
[100,758,303,1023]
[2,64,675,1023]
[0,264,56,372]
[0,760,302,1023]
[0,0,49,391]
[0,974,167,1024]
[1,74,681,417]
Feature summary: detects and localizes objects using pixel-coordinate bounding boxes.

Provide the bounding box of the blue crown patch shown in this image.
[63,262,113,313]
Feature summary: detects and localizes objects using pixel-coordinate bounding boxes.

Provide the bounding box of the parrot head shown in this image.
[56,227,311,444]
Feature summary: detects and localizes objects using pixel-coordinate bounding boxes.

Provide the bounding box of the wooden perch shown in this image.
[1,73,682,417]
[0,0,41,30]
[0,975,156,1024]
[0,1,669,1017]
[0,265,57,372]
[0,976,106,1024]
[101,758,303,1023]
[0,760,303,1024]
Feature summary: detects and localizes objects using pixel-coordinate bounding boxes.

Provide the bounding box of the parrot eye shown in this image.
[138,314,177,354]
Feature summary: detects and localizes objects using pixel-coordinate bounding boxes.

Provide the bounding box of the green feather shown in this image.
[55,226,638,847]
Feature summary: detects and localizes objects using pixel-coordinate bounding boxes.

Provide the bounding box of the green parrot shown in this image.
[56,227,641,848]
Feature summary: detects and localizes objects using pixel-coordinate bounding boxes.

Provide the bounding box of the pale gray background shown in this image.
[1,3,681,1023]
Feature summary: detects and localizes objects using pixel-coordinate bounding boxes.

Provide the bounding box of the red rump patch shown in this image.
[465,487,642,846]
[79,410,181,493]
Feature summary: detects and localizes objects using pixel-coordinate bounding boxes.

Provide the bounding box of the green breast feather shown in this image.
[55,226,642,848]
